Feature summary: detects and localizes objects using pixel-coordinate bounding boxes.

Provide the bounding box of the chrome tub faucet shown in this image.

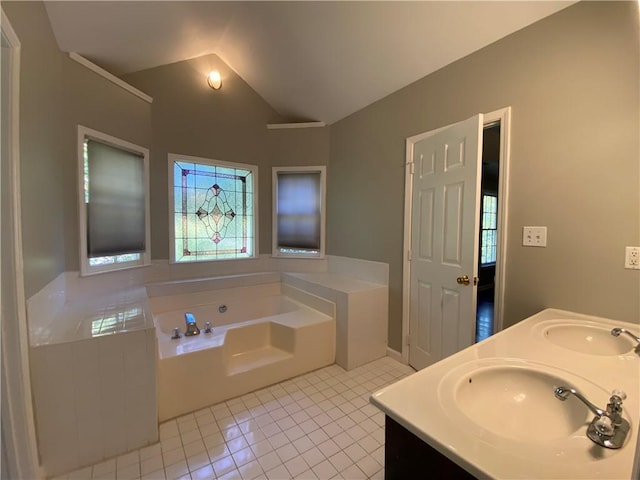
[184,312,200,336]
[554,386,630,449]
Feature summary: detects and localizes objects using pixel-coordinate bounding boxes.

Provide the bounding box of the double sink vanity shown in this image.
[371,309,639,479]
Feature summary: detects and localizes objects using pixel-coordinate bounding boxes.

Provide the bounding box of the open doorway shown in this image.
[476,122,501,342]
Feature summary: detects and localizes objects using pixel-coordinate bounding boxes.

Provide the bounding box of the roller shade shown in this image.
[86,139,145,257]
[276,171,321,250]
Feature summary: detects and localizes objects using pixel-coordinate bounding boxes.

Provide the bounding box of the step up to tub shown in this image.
[283,272,388,370]
[226,345,293,375]
[223,321,295,375]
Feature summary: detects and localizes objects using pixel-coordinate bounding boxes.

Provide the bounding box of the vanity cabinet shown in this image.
[385,416,476,480]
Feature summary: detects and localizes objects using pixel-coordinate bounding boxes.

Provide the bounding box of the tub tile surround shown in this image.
[27,255,385,345]
[370,309,640,479]
[54,357,415,480]
[26,255,388,478]
[31,329,158,477]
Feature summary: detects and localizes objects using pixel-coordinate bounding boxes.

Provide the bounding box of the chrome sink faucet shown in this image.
[611,327,640,354]
[184,312,200,336]
[554,386,630,449]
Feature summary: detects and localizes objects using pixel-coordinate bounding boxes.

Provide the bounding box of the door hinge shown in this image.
[407,161,414,175]
[405,334,410,346]
[407,250,412,261]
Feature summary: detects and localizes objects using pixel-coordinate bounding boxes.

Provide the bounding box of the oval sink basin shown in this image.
[542,322,635,356]
[439,361,608,442]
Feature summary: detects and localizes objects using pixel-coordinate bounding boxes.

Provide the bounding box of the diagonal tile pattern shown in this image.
[56,357,415,480]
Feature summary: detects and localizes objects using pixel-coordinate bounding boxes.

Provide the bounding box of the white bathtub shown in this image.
[148,279,336,421]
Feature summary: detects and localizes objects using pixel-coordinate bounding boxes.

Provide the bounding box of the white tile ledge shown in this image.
[30,286,153,347]
[283,272,386,293]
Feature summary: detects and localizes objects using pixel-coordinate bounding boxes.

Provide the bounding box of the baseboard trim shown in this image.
[386,347,406,364]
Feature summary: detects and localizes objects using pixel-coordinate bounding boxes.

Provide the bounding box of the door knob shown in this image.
[456,275,470,286]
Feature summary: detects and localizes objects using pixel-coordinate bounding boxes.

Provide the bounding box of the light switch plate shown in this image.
[523,226,547,247]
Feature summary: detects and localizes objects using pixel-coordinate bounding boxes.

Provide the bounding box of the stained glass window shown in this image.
[480,194,498,265]
[171,156,257,263]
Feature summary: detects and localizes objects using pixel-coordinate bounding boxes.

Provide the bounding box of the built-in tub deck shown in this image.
[147,279,336,421]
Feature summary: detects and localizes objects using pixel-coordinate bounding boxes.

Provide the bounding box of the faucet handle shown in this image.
[611,389,626,401]
[171,327,182,339]
[204,322,213,333]
[594,416,614,437]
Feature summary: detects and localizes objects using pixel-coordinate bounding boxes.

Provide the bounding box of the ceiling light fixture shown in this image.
[207,70,222,90]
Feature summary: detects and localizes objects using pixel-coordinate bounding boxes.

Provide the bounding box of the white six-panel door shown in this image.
[408,114,483,370]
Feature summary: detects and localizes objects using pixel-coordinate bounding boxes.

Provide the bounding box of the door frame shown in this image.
[401,107,511,364]
[1,9,41,478]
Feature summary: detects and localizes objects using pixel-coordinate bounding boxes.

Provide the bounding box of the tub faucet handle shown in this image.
[204,322,213,334]
[171,327,182,339]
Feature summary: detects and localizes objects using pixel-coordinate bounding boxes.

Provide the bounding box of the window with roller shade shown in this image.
[272,167,326,258]
[78,126,150,275]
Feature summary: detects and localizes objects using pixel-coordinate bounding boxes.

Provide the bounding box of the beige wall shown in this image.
[122,60,330,258]
[2,2,66,298]
[2,2,152,297]
[328,1,640,350]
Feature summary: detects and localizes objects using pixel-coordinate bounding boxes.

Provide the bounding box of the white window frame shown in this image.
[272,166,326,259]
[168,153,259,264]
[77,125,150,276]
[480,193,498,266]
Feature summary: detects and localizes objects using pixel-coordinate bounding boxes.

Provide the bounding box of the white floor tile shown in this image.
[292,435,314,454]
[238,459,264,480]
[140,455,164,476]
[219,468,242,480]
[164,460,189,480]
[207,442,232,463]
[344,443,367,463]
[186,450,211,473]
[284,456,309,477]
[300,446,324,468]
[275,443,298,463]
[162,447,185,468]
[256,451,282,473]
[180,428,202,445]
[75,357,415,480]
[265,464,289,480]
[141,468,166,480]
[250,439,274,458]
[311,459,338,479]
[232,446,256,468]
[190,463,215,480]
[327,451,352,473]
[212,455,236,477]
[356,455,382,478]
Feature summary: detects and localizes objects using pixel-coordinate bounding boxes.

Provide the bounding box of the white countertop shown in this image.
[370,309,640,479]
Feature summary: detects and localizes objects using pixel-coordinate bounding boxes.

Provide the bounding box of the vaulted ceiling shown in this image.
[44,1,575,124]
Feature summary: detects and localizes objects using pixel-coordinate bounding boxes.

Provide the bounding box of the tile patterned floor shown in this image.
[56,357,415,480]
